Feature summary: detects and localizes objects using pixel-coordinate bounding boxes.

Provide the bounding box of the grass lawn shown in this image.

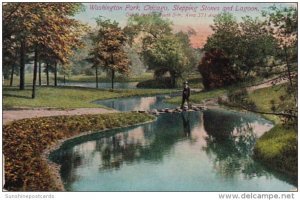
[3,112,155,191]
[248,85,297,177]
[248,84,294,123]
[3,72,154,86]
[253,125,297,176]
[57,72,154,83]
[3,86,179,109]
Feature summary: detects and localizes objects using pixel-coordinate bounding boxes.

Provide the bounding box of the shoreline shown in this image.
[41,117,157,191]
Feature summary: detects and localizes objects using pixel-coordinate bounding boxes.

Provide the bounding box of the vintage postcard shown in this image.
[2,1,298,197]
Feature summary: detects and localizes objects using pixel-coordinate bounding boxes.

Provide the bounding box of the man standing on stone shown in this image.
[181,81,191,109]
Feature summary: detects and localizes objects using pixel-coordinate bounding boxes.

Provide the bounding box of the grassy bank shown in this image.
[3,86,178,109]
[253,126,297,176]
[248,85,297,177]
[3,112,155,191]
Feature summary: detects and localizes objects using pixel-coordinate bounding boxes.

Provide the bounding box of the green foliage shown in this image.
[125,12,172,44]
[227,88,257,111]
[205,13,240,57]
[125,13,196,88]
[253,125,297,176]
[204,12,277,80]
[137,78,173,89]
[262,5,298,126]
[146,34,191,87]
[245,82,298,177]
[3,112,155,191]
[88,18,130,89]
[248,84,296,124]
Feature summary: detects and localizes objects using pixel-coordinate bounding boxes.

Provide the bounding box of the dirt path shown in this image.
[246,77,288,92]
[3,108,118,125]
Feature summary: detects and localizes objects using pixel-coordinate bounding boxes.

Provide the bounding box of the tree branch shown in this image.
[222,101,297,118]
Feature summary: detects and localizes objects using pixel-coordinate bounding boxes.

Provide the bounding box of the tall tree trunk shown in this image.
[10,64,14,86]
[284,46,297,104]
[170,72,176,88]
[32,46,38,99]
[19,40,25,90]
[284,47,293,88]
[111,69,115,90]
[95,66,99,88]
[46,63,49,86]
[54,61,57,86]
[38,61,42,86]
[10,49,18,86]
[63,75,66,85]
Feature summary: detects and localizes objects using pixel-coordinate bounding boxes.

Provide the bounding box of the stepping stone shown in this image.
[151,109,159,115]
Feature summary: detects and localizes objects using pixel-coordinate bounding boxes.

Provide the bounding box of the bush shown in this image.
[137,77,173,88]
[198,48,240,90]
[227,88,257,110]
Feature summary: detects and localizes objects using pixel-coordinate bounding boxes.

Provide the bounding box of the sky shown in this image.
[74,2,297,48]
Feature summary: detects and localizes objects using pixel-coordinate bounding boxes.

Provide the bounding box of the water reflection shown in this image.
[50,110,294,191]
[181,113,191,137]
[94,95,177,111]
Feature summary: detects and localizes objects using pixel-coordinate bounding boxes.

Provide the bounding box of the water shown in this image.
[50,109,295,191]
[94,95,177,111]
[58,82,138,89]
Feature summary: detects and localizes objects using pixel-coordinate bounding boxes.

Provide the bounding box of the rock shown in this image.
[138,110,146,113]
[151,109,159,115]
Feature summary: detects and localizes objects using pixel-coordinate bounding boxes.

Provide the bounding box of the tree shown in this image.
[125,13,196,87]
[238,16,277,78]
[88,18,130,90]
[198,48,239,90]
[3,3,87,98]
[2,38,19,86]
[205,13,240,59]
[262,5,297,126]
[144,34,191,87]
[205,13,277,80]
